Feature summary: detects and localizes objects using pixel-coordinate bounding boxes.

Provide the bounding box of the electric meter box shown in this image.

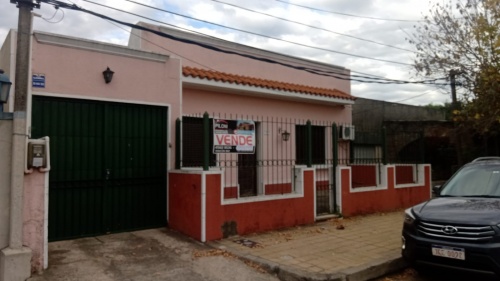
[28,142,47,168]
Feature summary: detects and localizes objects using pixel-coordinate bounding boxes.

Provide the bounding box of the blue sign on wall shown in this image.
[32,74,45,88]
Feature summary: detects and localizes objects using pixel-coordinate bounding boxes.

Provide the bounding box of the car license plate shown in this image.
[432,245,465,260]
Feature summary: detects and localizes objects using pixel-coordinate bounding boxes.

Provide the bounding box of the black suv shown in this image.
[402,157,500,276]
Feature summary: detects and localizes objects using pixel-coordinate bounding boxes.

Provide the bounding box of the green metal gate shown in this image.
[31,96,167,241]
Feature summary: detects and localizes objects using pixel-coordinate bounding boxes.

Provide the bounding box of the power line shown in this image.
[394,90,435,103]
[39,0,450,85]
[119,1,399,80]
[104,9,428,91]
[352,91,445,116]
[275,0,424,23]
[86,1,449,84]
[38,4,64,23]
[208,0,417,53]
[103,15,218,72]
[120,0,434,82]
[34,2,458,109]
[119,0,413,66]
[103,9,413,86]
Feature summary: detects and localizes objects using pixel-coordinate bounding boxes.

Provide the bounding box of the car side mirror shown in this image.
[432,185,441,196]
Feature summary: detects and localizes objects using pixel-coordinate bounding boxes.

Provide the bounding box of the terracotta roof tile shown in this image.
[182,66,355,101]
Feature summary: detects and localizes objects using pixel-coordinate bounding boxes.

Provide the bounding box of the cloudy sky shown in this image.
[0,0,452,106]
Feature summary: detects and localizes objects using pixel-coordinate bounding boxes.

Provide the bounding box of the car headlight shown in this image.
[404,208,416,225]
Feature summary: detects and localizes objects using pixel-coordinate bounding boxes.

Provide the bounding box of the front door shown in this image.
[238,153,257,197]
[238,124,258,197]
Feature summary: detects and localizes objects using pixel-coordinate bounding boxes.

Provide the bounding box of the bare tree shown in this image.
[409,0,500,132]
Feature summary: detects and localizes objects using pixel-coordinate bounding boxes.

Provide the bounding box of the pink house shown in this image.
[0,22,431,276]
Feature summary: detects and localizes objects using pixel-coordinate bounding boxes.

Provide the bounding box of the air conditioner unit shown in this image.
[340,125,355,140]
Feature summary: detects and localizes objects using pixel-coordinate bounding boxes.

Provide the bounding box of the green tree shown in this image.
[408,0,500,132]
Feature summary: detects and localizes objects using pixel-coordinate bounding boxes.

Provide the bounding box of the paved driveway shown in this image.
[29,228,279,281]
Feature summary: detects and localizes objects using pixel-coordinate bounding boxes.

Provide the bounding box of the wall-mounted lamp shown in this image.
[279,128,291,141]
[102,67,114,84]
[0,69,12,119]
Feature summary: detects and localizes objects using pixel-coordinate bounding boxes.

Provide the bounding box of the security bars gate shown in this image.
[32,96,168,241]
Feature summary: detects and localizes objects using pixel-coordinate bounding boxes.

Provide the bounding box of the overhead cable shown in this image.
[275,0,424,22]
[208,0,417,53]
[37,0,450,85]
[116,0,413,66]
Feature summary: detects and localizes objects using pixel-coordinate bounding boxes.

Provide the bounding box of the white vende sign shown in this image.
[213,119,255,154]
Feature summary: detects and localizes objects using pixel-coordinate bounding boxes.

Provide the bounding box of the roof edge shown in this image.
[135,21,348,72]
[183,76,355,106]
[34,31,169,62]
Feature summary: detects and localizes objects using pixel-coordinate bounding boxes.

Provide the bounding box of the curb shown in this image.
[210,242,408,281]
[239,253,345,281]
[339,254,408,281]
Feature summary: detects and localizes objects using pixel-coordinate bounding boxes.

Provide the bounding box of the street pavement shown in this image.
[28,211,408,281]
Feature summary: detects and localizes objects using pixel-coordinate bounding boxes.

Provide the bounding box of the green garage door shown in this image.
[32,96,167,241]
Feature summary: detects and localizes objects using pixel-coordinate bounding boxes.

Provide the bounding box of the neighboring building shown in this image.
[0,23,431,278]
[352,97,446,131]
[352,97,455,180]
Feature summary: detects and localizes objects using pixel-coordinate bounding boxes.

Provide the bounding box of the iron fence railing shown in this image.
[177,113,349,214]
[349,127,425,186]
[176,113,426,214]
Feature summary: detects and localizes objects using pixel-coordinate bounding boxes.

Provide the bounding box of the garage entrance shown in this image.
[31,96,168,241]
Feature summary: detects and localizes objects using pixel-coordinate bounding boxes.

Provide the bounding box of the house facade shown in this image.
[0,22,430,278]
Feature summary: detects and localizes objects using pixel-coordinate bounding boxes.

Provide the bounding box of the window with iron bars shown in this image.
[181,116,216,167]
[295,125,326,165]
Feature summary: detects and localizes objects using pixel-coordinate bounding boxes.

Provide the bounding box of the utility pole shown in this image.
[450,70,458,110]
[449,69,463,166]
[1,1,39,281]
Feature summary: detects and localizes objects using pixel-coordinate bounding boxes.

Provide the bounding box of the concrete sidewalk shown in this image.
[28,211,407,281]
[28,229,280,281]
[209,210,408,281]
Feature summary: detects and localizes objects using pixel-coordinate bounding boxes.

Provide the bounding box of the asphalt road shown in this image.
[372,267,498,281]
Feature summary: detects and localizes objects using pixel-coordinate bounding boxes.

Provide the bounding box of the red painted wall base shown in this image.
[340,165,431,217]
[168,169,315,242]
